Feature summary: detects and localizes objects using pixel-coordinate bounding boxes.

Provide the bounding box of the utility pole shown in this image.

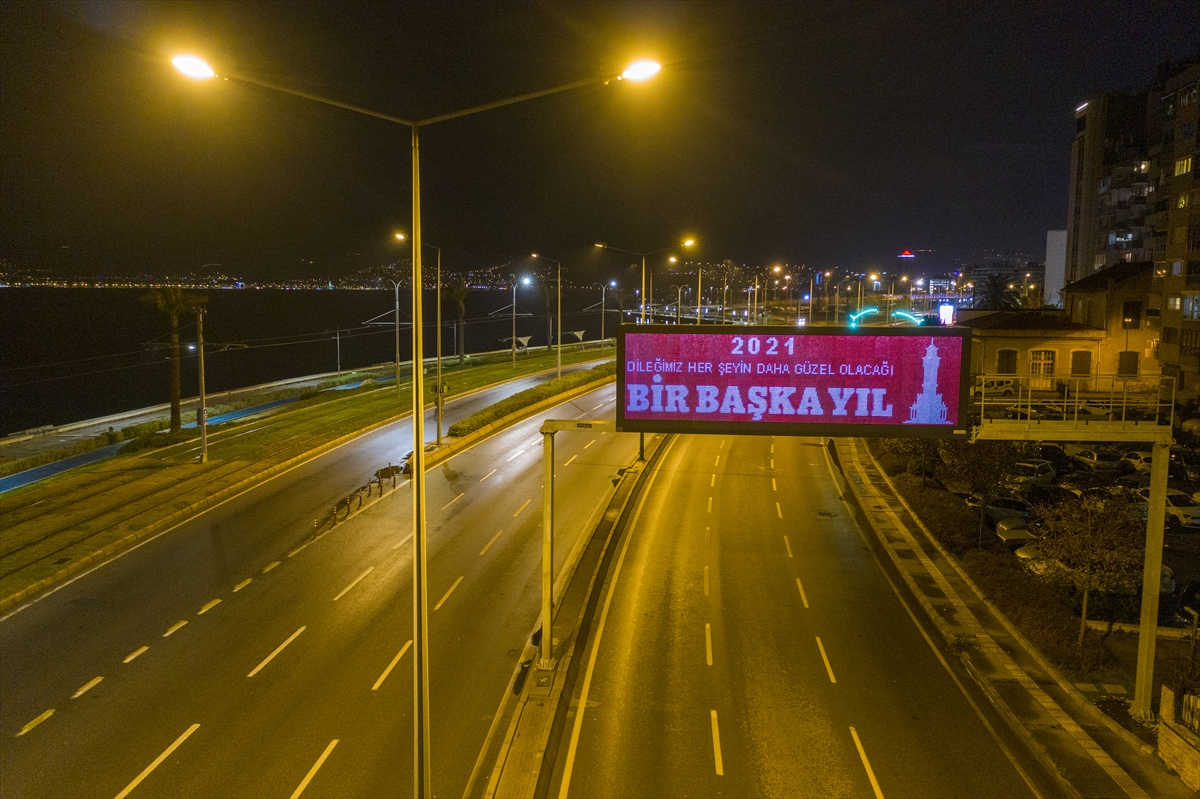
[197,307,207,463]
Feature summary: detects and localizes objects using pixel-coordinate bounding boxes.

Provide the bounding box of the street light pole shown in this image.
[594,239,694,324]
[696,265,703,324]
[173,54,663,798]
[434,244,443,445]
[407,123,433,796]
[197,307,207,463]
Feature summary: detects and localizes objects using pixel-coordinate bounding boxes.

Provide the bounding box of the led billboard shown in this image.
[617,325,970,438]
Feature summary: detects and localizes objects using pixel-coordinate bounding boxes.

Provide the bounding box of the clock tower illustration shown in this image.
[906,338,950,424]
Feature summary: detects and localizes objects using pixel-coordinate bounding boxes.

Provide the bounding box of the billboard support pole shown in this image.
[540,430,555,669]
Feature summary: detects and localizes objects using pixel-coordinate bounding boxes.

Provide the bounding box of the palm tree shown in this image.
[973,274,1021,310]
[143,288,208,433]
[442,277,473,365]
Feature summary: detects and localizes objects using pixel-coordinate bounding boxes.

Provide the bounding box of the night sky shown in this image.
[2,1,1197,283]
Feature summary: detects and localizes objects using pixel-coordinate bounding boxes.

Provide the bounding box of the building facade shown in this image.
[1148,61,1200,397]
[1064,57,1200,398]
[1065,93,1152,284]
[1061,260,1161,378]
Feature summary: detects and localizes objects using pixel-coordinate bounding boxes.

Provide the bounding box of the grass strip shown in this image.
[447,361,617,437]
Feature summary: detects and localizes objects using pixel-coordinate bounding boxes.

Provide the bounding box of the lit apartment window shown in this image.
[1185,295,1200,321]
[1181,194,1191,209]
[1182,83,1199,106]
[1178,156,1194,177]
[1174,260,1185,275]
[1169,295,1182,311]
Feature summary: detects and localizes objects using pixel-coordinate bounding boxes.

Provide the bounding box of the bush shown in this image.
[119,430,198,454]
[447,362,617,437]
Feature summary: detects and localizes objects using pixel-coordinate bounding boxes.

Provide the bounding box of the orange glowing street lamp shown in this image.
[594,238,695,323]
[173,52,661,798]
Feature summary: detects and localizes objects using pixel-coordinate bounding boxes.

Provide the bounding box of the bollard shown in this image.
[332,505,338,525]
[358,490,363,510]
[313,519,317,535]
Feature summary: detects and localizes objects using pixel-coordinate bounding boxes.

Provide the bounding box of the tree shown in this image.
[937,439,1032,496]
[143,288,208,433]
[1034,491,1146,647]
[442,277,472,365]
[973,273,1021,310]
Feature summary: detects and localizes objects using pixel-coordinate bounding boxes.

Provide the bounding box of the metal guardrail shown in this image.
[971,373,1175,429]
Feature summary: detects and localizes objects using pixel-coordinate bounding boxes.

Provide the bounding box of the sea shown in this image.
[0,286,621,436]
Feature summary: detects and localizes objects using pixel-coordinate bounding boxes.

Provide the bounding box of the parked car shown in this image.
[1138,487,1200,531]
[1120,450,1155,473]
[1058,470,1110,495]
[971,378,1016,397]
[1035,443,1076,475]
[972,495,1036,529]
[1115,472,1151,490]
[1004,460,1056,488]
[1042,402,1114,421]
[1019,483,1076,507]
[1172,449,1200,482]
[996,516,1039,549]
[1073,449,1123,472]
[1002,404,1059,421]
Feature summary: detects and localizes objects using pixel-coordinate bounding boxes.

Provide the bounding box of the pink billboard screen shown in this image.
[617,325,970,438]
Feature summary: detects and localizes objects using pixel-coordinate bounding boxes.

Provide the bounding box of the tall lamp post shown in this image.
[594,239,695,323]
[197,307,207,463]
[599,280,616,346]
[397,234,445,443]
[172,53,663,798]
[531,253,562,380]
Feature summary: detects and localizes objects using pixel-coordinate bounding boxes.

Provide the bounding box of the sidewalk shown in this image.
[833,437,1192,799]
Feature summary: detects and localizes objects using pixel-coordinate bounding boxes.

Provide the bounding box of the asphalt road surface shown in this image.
[550,432,1048,798]
[0,374,634,798]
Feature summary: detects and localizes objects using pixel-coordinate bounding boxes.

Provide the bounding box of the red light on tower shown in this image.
[898,249,915,258]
